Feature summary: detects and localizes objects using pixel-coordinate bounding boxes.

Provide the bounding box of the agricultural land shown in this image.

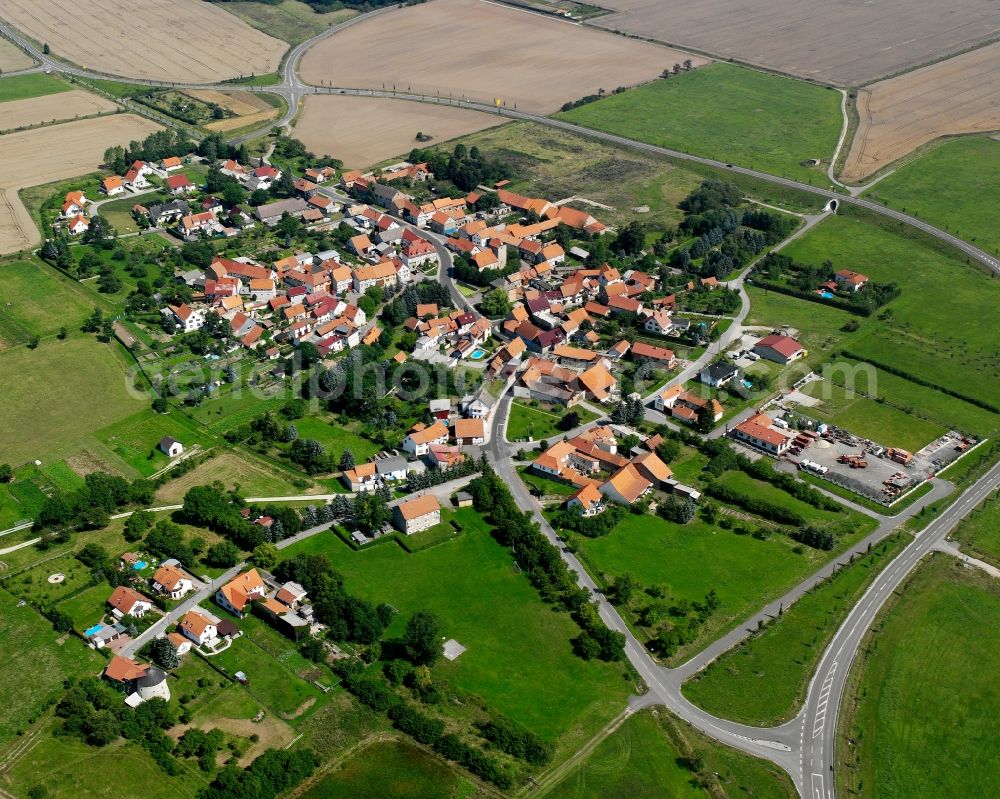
[837,556,1000,798]
[843,42,1000,182]
[589,0,1000,86]
[299,0,708,114]
[0,0,287,82]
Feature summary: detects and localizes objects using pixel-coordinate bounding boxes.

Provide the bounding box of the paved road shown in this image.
[489,384,1000,795]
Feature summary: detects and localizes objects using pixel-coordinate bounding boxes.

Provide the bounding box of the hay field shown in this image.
[589,0,1000,86]
[0,114,161,254]
[0,0,287,82]
[299,0,707,114]
[0,35,33,71]
[842,43,1000,182]
[185,89,280,132]
[0,89,117,132]
[293,95,504,168]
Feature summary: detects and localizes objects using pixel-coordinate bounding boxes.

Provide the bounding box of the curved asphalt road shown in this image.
[3,14,999,797]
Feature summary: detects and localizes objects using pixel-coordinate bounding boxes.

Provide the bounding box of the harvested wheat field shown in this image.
[842,43,1000,182]
[293,95,504,168]
[590,0,1000,87]
[185,89,281,132]
[0,0,287,82]
[0,89,117,132]
[0,35,33,71]
[300,0,706,114]
[0,114,161,254]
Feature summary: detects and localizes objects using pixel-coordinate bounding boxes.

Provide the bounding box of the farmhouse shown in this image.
[600,464,653,505]
[102,175,124,196]
[452,418,486,446]
[159,436,183,457]
[393,494,441,535]
[164,303,206,333]
[165,173,194,195]
[753,334,805,365]
[567,483,606,516]
[65,214,89,235]
[216,569,267,617]
[730,413,792,455]
[341,461,379,492]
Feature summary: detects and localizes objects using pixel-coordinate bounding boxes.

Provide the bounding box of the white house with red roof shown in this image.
[215,569,267,618]
[752,334,805,365]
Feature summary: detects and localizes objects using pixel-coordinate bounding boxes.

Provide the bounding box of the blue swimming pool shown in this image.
[84,624,104,637]
[133,560,147,570]
[820,291,833,299]
[470,348,487,360]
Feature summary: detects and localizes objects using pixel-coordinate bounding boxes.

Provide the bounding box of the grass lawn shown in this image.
[507,400,598,442]
[300,740,477,799]
[279,508,631,751]
[781,212,1000,409]
[663,445,709,485]
[292,415,382,462]
[746,284,855,362]
[0,589,106,749]
[93,408,213,478]
[575,503,873,664]
[210,628,326,720]
[4,553,98,607]
[519,465,578,498]
[0,259,100,344]
[544,709,794,799]
[713,471,852,528]
[0,336,146,468]
[951,490,1000,569]
[185,387,287,433]
[797,378,946,452]
[558,64,842,184]
[0,477,48,528]
[155,451,310,503]
[864,136,1000,257]
[837,555,1000,798]
[683,533,908,725]
[0,73,70,103]
[53,581,114,631]
[219,0,358,44]
[98,194,166,234]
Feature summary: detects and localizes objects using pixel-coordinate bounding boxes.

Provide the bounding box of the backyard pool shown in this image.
[133,560,148,570]
[84,624,104,637]
[470,348,487,360]
[820,291,834,299]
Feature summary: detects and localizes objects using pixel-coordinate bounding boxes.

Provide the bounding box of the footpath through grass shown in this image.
[683,533,908,725]
[863,136,1000,258]
[544,708,794,799]
[837,555,1000,798]
[558,63,842,184]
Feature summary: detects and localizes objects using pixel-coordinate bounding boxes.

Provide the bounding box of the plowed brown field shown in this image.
[0,114,161,254]
[292,95,503,168]
[589,0,1000,87]
[0,0,287,82]
[843,43,1000,181]
[300,0,707,114]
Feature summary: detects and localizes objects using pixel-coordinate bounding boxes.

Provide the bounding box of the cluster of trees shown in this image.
[337,658,514,790]
[452,255,519,287]
[703,481,805,527]
[468,468,625,661]
[35,472,154,533]
[559,85,627,112]
[408,143,512,192]
[200,748,318,799]
[649,588,721,658]
[57,679,178,772]
[791,526,835,551]
[275,553,394,644]
[380,281,453,327]
[180,484,303,551]
[102,129,196,176]
[754,252,901,315]
[478,713,553,766]
[174,727,226,772]
[610,396,645,426]
[551,504,625,539]
[657,494,697,524]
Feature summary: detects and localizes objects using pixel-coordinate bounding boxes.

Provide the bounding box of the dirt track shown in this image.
[293,95,504,168]
[0,114,161,254]
[300,0,706,114]
[843,42,1000,181]
[589,0,1000,87]
[0,0,287,82]
[0,89,117,132]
